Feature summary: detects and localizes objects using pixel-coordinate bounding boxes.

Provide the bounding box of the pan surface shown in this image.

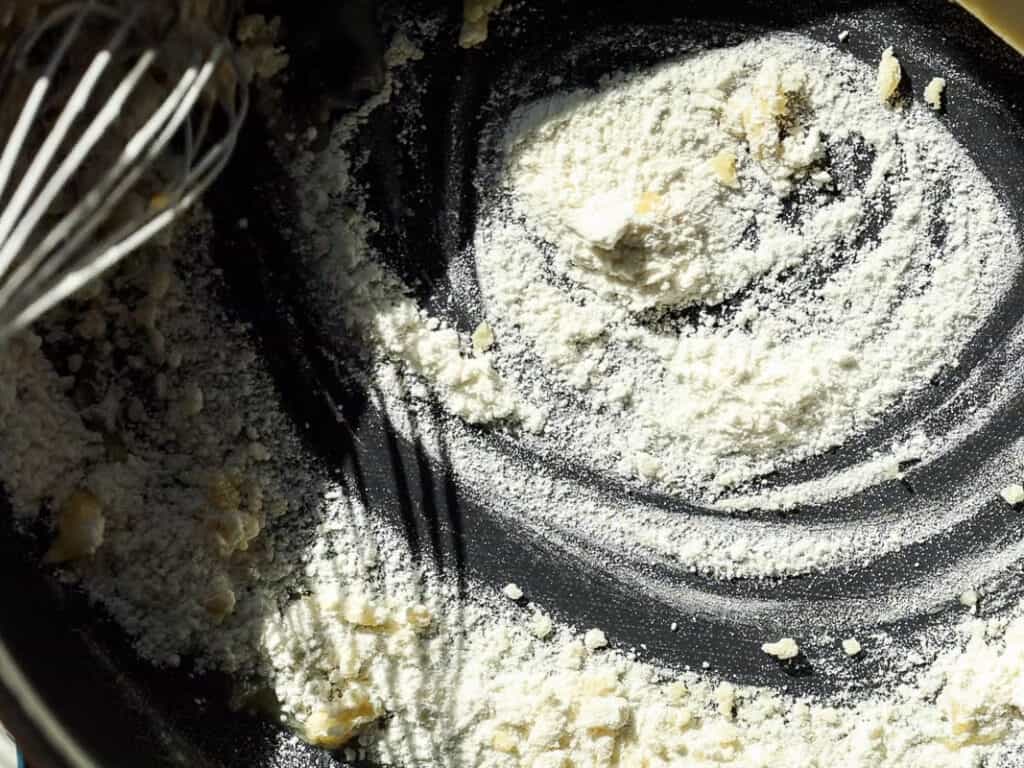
[3,0,1024,766]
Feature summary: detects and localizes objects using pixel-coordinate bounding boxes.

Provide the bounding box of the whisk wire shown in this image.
[0,2,144,274]
[0,3,108,203]
[0,1,248,337]
[5,55,247,332]
[0,6,104,246]
[13,62,205,301]
[0,48,150,282]
[0,50,160,317]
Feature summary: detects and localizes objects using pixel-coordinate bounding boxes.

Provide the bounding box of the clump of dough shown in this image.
[960,588,979,613]
[529,611,554,639]
[201,576,237,620]
[459,0,502,48]
[236,14,289,80]
[761,637,800,660]
[877,46,902,103]
[723,61,806,161]
[924,77,946,110]
[709,149,740,188]
[502,582,523,600]
[1000,484,1024,505]
[304,688,380,749]
[44,489,105,563]
[472,321,495,353]
[584,628,608,650]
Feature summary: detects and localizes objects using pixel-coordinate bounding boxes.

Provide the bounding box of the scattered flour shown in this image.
[471,35,1017,500]
[266,582,1024,768]
[4,13,1024,768]
[256,21,1024,766]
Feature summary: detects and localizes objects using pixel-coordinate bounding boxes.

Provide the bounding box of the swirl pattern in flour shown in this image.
[467,35,1020,506]
[293,27,1024,589]
[256,13,1024,765]
[290,18,1024,689]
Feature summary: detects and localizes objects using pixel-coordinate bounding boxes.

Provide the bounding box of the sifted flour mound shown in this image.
[504,58,826,311]
[473,36,1018,500]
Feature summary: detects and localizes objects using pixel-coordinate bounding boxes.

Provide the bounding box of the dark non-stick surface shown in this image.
[3,1,1024,766]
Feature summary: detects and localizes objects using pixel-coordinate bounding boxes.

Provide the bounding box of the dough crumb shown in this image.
[634,190,662,215]
[502,582,523,600]
[529,612,553,639]
[472,321,495,353]
[709,149,740,188]
[960,588,979,612]
[44,489,105,563]
[999,483,1024,505]
[201,583,237,620]
[924,77,946,110]
[842,638,862,656]
[714,682,737,719]
[235,14,289,80]
[877,46,902,103]
[584,627,608,650]
[459,0,503,48]
[761,637,800,660]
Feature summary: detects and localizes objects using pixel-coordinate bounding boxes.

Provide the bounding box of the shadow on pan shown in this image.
[2,1,1024,767]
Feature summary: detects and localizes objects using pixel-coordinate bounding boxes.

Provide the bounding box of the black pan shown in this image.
[3,1,1024,766]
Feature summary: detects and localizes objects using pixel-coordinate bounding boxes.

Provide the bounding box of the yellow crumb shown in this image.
[709,150,740,188]
[877,47,902,103]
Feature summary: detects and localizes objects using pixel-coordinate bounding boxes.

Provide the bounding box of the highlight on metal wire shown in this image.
[0,0,248,339]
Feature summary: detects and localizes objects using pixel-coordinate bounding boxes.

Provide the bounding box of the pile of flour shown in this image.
[263,20,1024,768]
[469,36,1017,500]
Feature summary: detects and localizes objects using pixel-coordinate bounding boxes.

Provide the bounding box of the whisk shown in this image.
[0,0,248,339]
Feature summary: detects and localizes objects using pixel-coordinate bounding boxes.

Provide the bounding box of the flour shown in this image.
[0,218,316,669]
[3,12,1024,768]
[502,57,822,312]
[289,34,531,429]
[470,35,1017,501]
[263,569,1024,768]
[263,20,1024,766]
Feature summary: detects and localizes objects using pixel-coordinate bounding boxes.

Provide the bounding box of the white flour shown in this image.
[261,22,1024,767]
[261,554,1024,768]
[4,14,1024,768]
[471,36,1017,500]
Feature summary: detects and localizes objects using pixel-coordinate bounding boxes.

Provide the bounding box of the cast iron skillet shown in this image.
[3,1,1024,766]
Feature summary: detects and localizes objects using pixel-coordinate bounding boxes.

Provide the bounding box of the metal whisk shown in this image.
[0,0,248,339]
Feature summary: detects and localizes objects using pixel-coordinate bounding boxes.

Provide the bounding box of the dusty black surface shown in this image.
[3,1,1024,766]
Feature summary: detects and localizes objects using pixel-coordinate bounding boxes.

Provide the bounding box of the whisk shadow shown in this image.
[205,83,475,766]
